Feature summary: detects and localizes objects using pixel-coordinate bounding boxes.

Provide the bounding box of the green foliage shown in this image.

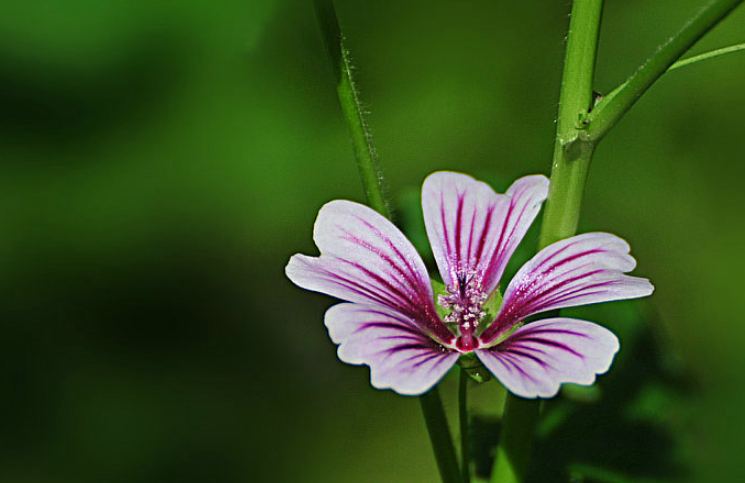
[467,303,696,483]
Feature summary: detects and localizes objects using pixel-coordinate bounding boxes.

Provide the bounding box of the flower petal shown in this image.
[326,303,460,396]
[475,318,619,398]
[422,172,549,295]
[480,233,654,342]
[286,200,454,344]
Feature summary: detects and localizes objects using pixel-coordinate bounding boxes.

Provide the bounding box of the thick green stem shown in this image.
[587,0,745,142]
[538,0,603,249]
[537,143,596,249]
[490,397,541,483]
[312,0,391,218]
[490,2,744,483]
[459,369,471,483]
[421,388,463,483]
[490,2,604,483]
[491,2,744,482]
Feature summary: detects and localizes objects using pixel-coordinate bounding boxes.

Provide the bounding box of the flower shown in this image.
[286,172,654,398]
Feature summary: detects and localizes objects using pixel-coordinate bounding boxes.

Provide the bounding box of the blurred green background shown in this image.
[1,0,744,482]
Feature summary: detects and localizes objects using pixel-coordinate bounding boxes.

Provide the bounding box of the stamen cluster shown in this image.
[437,270,488,333]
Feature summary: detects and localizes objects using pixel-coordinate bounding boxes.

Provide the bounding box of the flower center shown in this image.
[437,270,488,352]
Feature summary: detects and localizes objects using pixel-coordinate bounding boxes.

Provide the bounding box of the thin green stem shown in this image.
[312,0,391,218]
[587,0,745,142]
[420,388,463,483]
[490,2,604,483]
[459,369,471,483]
[669,42,745,71]
[313,3,459,482]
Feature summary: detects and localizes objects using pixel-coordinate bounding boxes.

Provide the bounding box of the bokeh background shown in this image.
[1,0,744,482]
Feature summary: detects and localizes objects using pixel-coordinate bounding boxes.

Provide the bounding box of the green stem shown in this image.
[490,2,744,483]
[459,369,471,483]
[313,2,459,482]
[491,2,604,483]
[420,387,463,483]
[669,42,745,71]
[587,0,745,142]
[492,2,744,482]
[539,0,604,259]
[490,397,541,483]
[312,0,391,218]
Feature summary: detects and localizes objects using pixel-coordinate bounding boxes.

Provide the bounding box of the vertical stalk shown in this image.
[312,0,390,218]
[313,2,460,482]
[489,1,745,482]
[490,396,542,483]
[490,2,604,482]
[420,388,463,483]
[538,0,604,249]
[459,369,471,483]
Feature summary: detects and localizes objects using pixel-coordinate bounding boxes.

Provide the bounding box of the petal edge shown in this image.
[475,318,619,398]
[481,232,653,342]
[422,172,549,296]
[326,303,460,396]
[286,200,454,344]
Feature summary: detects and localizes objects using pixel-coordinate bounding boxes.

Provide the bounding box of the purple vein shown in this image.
[342,220,425,292]
[502,348,549,368]
[512,336,584,359]
[495,352,539,382]
[504,267,606,317]
[335,259,415,311]
[473,204,496,269]
[454,191,466,264]
[530,279,621,312]
[439,191,453,270]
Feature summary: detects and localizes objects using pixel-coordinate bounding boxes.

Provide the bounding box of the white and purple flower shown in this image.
[286,172,653,398]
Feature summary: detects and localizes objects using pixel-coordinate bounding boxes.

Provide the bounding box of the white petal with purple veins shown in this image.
[286,200,454,344]
[422,172,548,296]
[326,303,460,396]
[480,232,654,342]
[475,318,619,398]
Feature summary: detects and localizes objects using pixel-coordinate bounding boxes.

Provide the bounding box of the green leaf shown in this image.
[431,278,451,322]
[479,288,503,332]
